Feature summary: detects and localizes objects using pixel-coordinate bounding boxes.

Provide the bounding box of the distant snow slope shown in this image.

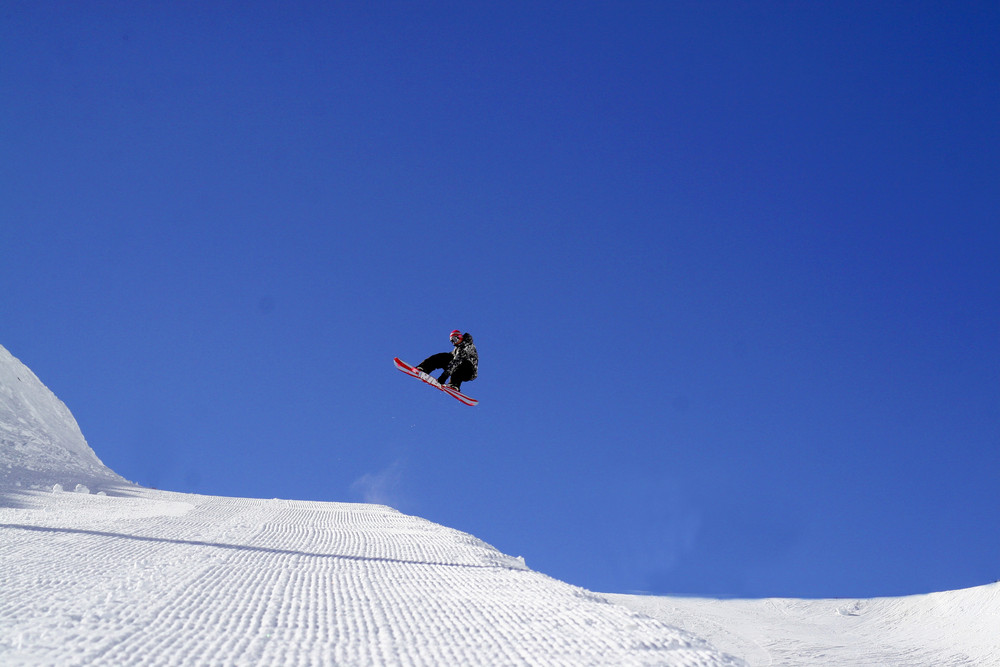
[0,344,128,492]
[606,584,1000,666]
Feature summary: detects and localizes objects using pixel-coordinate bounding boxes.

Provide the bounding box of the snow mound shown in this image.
[606,583,1000,666]
[0,344,129,492]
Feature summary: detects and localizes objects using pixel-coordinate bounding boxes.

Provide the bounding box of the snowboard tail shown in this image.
[393,358,478,406]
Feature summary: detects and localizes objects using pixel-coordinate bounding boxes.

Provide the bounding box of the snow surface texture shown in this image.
[0,489,736,666]
[0,344,737,666]
[2,342,997,666]
[607,587,1000,666]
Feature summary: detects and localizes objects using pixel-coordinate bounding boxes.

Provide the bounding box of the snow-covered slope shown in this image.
[0,345,128,492]
[0,488,737,665]
[4,343,997,666]
[0,345,737,665]
[606,585,1000,666]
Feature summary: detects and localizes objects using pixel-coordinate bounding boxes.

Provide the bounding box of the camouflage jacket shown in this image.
[448,333,478,380]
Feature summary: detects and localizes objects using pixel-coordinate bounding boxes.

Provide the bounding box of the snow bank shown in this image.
[0,344,129,492]
[606,584,1000,666]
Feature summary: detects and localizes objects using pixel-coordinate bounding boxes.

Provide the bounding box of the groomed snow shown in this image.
[606,584,1000,666]
[2,342,997,666]
[0,345,738,665]
[0,487,737,666]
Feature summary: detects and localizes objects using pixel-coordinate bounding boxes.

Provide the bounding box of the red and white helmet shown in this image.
[449,330,463,342]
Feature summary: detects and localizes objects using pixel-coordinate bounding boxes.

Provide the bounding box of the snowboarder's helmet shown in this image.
[450,330,463,342]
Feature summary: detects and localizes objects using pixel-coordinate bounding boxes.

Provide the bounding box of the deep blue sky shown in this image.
[3,2,998,598]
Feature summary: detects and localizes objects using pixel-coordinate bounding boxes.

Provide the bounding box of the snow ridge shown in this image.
[0,345,128,492]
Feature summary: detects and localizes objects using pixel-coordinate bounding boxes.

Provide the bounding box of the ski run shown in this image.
[2,343,998,665]
[1,487,735,666]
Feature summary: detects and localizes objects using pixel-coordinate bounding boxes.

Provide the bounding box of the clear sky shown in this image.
[2,2,998,599]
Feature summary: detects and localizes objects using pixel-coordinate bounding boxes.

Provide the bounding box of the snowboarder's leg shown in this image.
[416,352,452,381]
[447,361,475,392]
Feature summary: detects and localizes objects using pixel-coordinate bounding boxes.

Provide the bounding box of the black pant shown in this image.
[417,353,474,390]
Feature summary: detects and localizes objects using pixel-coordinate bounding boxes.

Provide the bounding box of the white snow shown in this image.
[0,345,129,493]
[606,586,1000,666]
[1,487,739,666]
[1,342,998,666]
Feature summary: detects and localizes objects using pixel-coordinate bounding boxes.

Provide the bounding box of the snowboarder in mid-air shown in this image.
[415,330,478,392]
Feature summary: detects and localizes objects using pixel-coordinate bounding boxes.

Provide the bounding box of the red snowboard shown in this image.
[393,357,478,406]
